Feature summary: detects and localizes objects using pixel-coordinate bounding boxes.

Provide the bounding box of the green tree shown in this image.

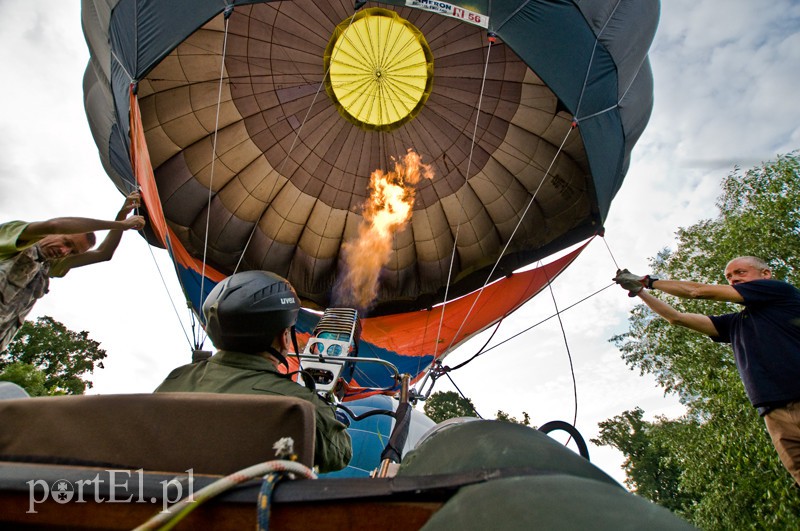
[593,408,693,514]
[423,391,534,427]
[496,410,531,426]
[599,153,800,529]
[0,361,48,396]
[423,391,477,423]
[1,316,107,395]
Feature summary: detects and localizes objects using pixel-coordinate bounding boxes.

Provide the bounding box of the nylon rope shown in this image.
[542,262,578,432]
[419,3,639,423]
[602,235,621,271]
[431,33,497,366]
[541,232,626,441]
[121,171,195,349]
[576,104,619,123]
[493,0,530,32]
[419,315,504,398]
[134,185,201,349]
[141,233,194,349]
[449,281,615,369]
[444,319,502,373]
[194,7,233,348]
[188,6,358,356]
[133,459,316,530]
[435,280,614,421]
[161,230,202,348]
[110,49,134,84]
[441,123,576,358]
[127,91,202,350]
[574,0,622,121]
[119,177,194,349]
[445,371,483,420]
[521,5,619,430]
[573,32,599,120]
[430,0,623,388]
[230,10,362,276]
[124,7,235,351]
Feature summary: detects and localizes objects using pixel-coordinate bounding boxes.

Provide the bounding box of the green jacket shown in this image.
[154,350,352,472]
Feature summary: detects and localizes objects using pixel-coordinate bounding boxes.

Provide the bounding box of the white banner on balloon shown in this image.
[405,1,490,29]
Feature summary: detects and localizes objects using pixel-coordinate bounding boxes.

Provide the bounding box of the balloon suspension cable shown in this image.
[441,123,577,359]
[542,262,578,438]
[431,31,497,365]
[231,11,362,276]
[417,360,482,419]
[197,9,233,323]
[135,177,202,349]
[445,370,483,419]
[426,27,575,392]
[441,317,502,373]
[419,359,444,397]
[167,232,206,350]
[573,0,621,123]
[129,92,200,350]
[451,282,616,369]
[111,50,134,85]
[125,144,197,351]
[601,233,621,271]
[140,233,195,350]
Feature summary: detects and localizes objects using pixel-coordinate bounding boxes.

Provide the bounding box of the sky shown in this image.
[1,1,798,486]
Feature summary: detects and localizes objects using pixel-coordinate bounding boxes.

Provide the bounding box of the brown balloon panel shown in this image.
[135,0,592,313]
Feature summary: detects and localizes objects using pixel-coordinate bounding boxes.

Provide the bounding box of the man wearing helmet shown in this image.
[155,270,352,473]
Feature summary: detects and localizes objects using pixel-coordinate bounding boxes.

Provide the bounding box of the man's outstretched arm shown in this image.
[614,269,721,336]
[19,215,144,241]
[650,278,743,303]
[60,192,144,268]
[635,289,720,337]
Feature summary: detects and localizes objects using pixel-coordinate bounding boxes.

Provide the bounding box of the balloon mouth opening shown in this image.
[324,7,434,132]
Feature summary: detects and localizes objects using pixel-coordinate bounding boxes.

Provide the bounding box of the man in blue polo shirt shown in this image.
[614,256,800,485]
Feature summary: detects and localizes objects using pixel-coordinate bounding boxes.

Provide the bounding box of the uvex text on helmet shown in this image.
[202,270,300,353]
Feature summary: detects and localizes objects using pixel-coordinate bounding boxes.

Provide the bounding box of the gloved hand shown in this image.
[613,269,645,297]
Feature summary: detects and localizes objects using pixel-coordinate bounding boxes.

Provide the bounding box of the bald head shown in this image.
[724,256,771,285]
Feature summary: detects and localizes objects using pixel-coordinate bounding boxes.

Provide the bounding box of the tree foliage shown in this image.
[0,316,107,395]
[599,153,800,529]
[423,391,478,423]
[593,408,694,513]
[496,410,531,426]
[423,391,533,428]
[0,361,48,396]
